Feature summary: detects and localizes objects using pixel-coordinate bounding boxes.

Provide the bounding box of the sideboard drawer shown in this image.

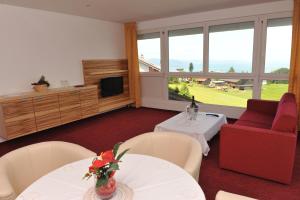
[33,94,61,130]
[59,91,81,124]
[33,94,60,112]
[35,110,61,131]
[79,87,98,118]
[60,105,81,124]
[1,98,34,119]
[80,89,98,102]
[81,103,99,118]
[59,91,81,107]
[5,117,36,139]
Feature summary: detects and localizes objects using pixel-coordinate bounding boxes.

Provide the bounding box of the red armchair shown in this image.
[220,93,298,184]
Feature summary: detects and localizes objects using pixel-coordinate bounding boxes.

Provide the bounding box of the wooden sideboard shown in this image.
[0,86,98,140]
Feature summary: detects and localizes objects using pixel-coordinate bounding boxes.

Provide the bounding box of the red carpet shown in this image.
[0,107,299,200]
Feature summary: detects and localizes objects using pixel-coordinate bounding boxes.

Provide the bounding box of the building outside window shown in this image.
[137,32,161,72]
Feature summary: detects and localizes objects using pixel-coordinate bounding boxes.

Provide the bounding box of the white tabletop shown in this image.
[154,112,227,156]
[16,154,206,200]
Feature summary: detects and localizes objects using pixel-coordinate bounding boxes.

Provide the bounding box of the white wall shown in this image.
[0,4,125,95]
[137,0,293,118]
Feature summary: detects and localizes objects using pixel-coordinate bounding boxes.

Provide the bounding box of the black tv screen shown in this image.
[100,77,123,97]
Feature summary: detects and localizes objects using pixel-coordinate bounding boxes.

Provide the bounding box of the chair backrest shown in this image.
[0,141,96,199]
[119,132,200,168]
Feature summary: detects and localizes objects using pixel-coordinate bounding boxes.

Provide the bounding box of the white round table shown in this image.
[16,154,206,200]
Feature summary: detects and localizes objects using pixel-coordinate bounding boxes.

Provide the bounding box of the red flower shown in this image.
[101,150,116,163]
[89,166,95,173]
[92,159,108,168]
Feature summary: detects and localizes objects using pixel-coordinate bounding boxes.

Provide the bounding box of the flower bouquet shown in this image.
[83,143,129,199]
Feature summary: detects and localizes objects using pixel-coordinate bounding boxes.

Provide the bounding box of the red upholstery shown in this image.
[239,110,274,128]
[220,93,298,184]
[272,102,297,132]
[235,120,271,129]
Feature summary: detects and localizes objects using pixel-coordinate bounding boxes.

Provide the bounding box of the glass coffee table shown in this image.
[154,112,227,156]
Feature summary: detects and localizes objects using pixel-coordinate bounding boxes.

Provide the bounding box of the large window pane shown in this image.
[169,28,203,72]
[261,80,288,100]
[209,22,254,73]
[265,18,292,74]
[168,77,253,107]
[137,33,161,72]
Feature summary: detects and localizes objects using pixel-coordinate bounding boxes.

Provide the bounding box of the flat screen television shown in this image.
[100,77,123,97]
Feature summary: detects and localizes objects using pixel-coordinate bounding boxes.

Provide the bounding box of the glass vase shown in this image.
[95,177,116,199]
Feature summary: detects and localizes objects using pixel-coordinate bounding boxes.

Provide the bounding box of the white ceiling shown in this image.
[0,0,283,22]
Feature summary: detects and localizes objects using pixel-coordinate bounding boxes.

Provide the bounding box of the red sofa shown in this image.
[220,93,298,184]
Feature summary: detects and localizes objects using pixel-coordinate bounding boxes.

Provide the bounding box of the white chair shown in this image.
[119,132,202,181]
[0,141,96,200]
[216,190,257,200]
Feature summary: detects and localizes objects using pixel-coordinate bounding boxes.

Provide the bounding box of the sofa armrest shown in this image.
[220,124,297,184]
[247,99,278,116]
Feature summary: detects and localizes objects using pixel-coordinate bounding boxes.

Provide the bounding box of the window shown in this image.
[260,17,292,100]
[168,28,203,72]
[260,80,289,101]
[168,77,253,107]
[264,18,292,74]
[137,32,161,72]
[209,22,254,73]
[139,15,293,109]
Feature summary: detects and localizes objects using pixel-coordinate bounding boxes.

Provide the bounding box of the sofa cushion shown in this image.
[235,120,271,129]
[272,101,297,132]
[239,110,274,127]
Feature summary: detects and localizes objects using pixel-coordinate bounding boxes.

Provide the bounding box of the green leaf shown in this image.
[113,142,122,157]
[116,149,130,161]
[108,163,119,171]
[96,176,109,187]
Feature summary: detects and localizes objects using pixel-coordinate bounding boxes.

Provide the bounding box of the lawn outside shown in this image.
[169,81,288,107]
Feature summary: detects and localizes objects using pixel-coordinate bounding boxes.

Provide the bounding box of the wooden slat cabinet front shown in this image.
[80,87,99,118]
[59,91,81,124]
[33,94,61,131]
[0,86,99,140]
[0,97,36,139]
[2,98,34,119]
[5,117,36,138]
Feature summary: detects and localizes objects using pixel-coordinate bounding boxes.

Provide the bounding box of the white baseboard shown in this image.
[0,137,6,143]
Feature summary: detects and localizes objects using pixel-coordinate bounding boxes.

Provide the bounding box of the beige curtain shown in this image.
[289,0,300,123]
[124,22,141,108]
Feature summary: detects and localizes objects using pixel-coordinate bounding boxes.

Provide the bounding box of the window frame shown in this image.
[167,24,205,73]
[137,29,164,76]
[257,12,292,99]
[137,11,292,107]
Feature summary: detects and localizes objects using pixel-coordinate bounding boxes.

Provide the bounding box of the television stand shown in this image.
[99,95,134,113]
[82,59,135,113]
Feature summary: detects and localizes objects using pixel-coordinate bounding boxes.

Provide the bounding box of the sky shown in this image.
[137,25,292,72]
